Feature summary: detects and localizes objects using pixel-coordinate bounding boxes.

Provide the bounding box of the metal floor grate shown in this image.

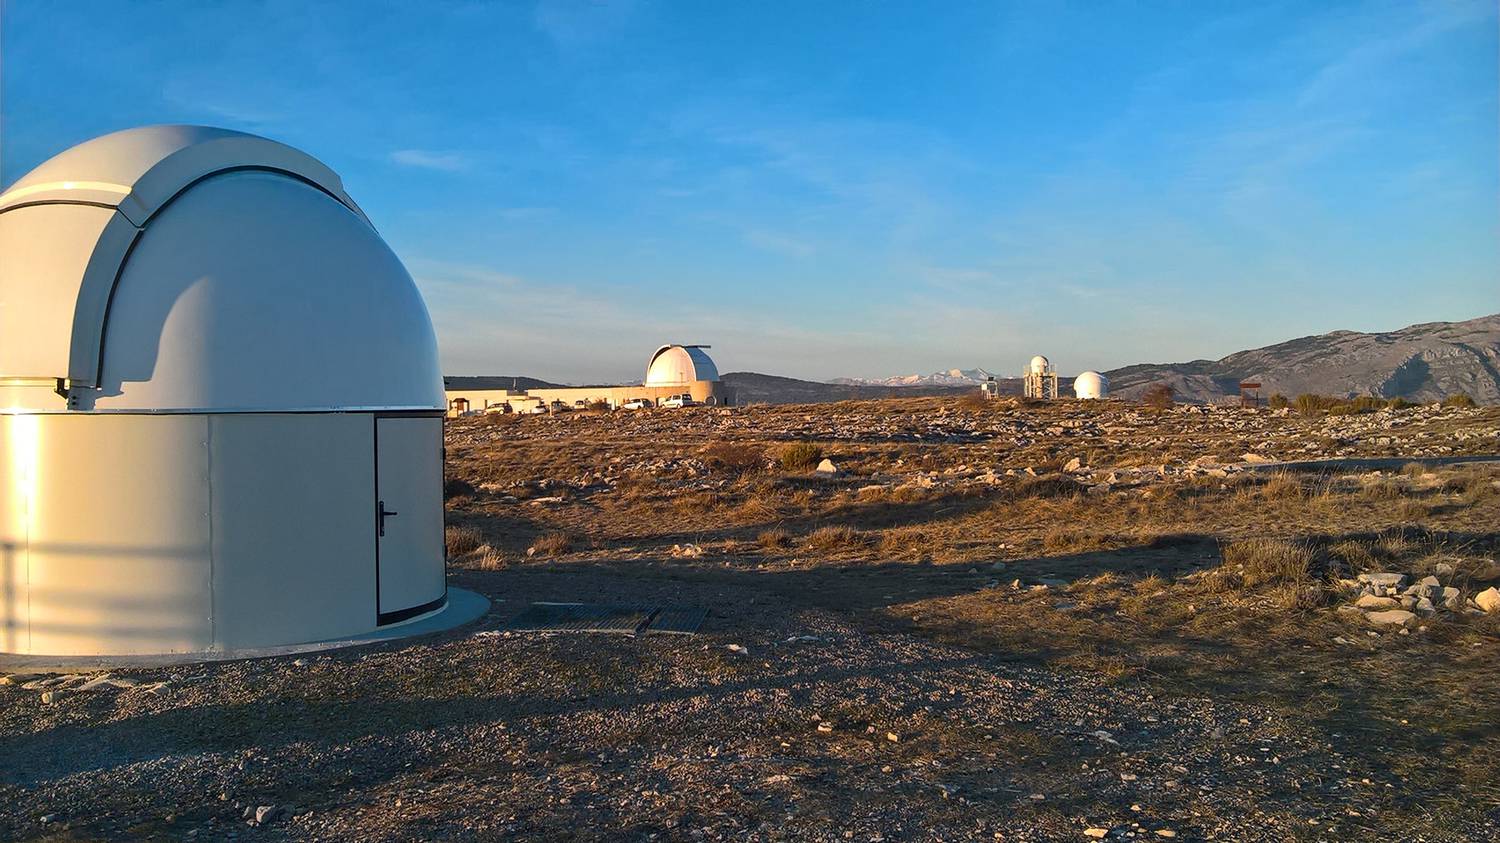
[505,602,707,635]
[645,606,709,635]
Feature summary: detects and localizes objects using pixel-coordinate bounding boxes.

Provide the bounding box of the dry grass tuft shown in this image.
[878,528,931,558]
[1208,538,1322,608]
[1396,499,1431,522]
[470,544,505,570]
[701,442,766,476]
[1010,475,1084,500]
[445,525,484,558]
[1258,471,1305,500]
[757,527,792,551]
[804,524,869,552]
[529,531,576,557]
[1043,529,1109,554]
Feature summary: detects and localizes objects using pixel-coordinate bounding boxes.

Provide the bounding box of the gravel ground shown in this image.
[2,562,1480,843]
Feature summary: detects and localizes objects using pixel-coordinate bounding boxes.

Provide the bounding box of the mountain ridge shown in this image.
[450,314,1500,406]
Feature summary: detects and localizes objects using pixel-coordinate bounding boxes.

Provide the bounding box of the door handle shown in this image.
[378,500,398,536]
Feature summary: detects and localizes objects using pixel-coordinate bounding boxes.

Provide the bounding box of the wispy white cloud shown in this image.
[389,149,470,172]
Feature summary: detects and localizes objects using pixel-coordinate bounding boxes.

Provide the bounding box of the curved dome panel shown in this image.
[1029,355,1051,375]
[0,124,359,220]
[645,345,720,386]
[87,170,442,411]
[0,125,371,397]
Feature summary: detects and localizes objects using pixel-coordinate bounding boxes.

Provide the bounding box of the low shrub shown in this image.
[702,442,766,476]
[1142,383,1175,410]
[1295,393,1334,416]
[1443,393,1476,408]
[779,441,824,472]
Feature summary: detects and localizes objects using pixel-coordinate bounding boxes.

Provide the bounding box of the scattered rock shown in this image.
[1365,609,1418,628]
[1474,587,1500,613]
[1354,594,1399,610]
[1358,572,1407,589]
[725,643,748,655]
[814,458,841,475]
[253,805,281,825]
[1084,829,1110,839]
[1063,457,1084,472]
[672,543,705,558]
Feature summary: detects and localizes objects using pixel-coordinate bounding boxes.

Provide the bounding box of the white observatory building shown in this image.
[1023,355,1059,400]
[0,126,469,657]
[1073,371,1110,400]
[645,344,720,388]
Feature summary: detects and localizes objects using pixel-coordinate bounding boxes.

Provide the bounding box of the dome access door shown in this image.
[374,416,446,624]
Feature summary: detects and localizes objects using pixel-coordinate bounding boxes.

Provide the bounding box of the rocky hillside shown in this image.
[1107,314,1500,404]
[444,375,564,391]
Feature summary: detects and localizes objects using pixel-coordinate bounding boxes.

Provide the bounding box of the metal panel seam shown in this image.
[206,415,216,651]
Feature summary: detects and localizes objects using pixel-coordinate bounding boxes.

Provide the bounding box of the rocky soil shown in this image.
[1,563,1472,842]
[2,397,1498,842]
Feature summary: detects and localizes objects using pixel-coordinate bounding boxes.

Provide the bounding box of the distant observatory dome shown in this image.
[1074,371,1109,400]
[645,344,720,386]
[0,125,484,658]
[1029,355,1051,376]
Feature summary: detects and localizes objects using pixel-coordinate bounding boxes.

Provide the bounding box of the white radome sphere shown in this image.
[1074,371,1109,400]
[1029,355,1050,375]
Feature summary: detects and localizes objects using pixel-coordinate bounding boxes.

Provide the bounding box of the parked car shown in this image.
[660,394,697,408]
[621,398,652,410]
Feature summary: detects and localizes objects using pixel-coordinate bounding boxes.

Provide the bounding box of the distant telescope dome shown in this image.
[0,125,479,658]
[1074,371,1109,400]
[1029,355,1051,375]
[645,344,720,386]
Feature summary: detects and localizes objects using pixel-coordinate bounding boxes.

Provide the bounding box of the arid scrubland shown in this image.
[441,398,1500,834]
[3,397,1498,841]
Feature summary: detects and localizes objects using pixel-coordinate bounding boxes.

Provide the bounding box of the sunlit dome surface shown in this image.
[0,124,442,412]
[645,344,720,386]
[1029,355,1051,375]
[1074,370,1109,400]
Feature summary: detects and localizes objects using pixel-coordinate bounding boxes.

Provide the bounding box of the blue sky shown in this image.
[2,1,1495,383]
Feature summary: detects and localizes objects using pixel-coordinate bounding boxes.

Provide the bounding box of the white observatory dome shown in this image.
[1073,370,1109,400]
[645,344,720,386]
[0,126,477,658]
[1029,355,1051,376]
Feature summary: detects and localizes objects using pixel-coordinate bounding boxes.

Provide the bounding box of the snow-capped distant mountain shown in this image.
[828,367,1000,387]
